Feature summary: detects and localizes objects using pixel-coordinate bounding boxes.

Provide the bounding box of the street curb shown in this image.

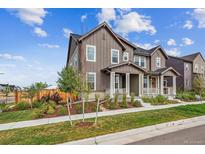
[61,115,205,145]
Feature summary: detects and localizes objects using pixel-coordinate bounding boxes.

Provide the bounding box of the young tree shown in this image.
[193,75,205,100]
[57,66,87,125]
[24,84,37,109]
[34,82,48,100]
[2,85,11,104]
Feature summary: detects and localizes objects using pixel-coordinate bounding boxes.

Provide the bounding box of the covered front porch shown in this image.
[102,62,146,98]
[143,67,180,97]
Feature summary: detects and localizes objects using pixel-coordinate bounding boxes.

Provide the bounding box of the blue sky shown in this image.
[0,8,205,87]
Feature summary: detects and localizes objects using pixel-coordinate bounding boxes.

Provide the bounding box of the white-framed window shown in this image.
[144,76,148,88]
[86,72,96,91]
[185,64,189,71]
[111,49,119,64]
[134,56,146,68]
[201,66,204,72]
[115,74,120,89]
[195,64,198,72]
[86,45,96,62]
[156,57,161,68]
[123,52,129,61]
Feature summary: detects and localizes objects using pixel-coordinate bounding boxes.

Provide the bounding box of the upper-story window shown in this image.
[86,45,96,62]
[134,56,146,68]
[86,72,96,91]
[201,66,204,72]
[156,57,161,68]
[185,64,189,71]
[111,49,119,64]
[123,52,129,61]
[195,64,198,72]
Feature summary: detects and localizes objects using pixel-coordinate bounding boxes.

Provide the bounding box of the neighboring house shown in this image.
[166,52,205,91]
[66,22,180,98]
[0,84,16,92]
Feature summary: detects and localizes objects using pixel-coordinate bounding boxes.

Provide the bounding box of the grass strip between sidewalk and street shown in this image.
[0,104,205,145]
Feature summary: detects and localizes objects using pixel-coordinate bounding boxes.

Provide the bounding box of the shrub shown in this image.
[164,100,179,104]
[114,94,118,107]
[103,95,110,108]
[120,94,127,108]
[32,108,44,119]
[2,104,12,112]
[32,101,43,108]
[131,93,135,105]
[48,100,57,109]
[50,92,62,104]
[47,106,55,115]
[58,105,67,115]
[176,91,196,101]
[40,103,49,113]
[16,102,30,110]
[75,103,82,114]
[142,96,152,103]
[155,95,167,104]
[133,100,142,107]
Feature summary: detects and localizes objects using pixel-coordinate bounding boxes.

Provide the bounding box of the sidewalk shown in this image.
[62,115,205,145]
[0,101,204,131]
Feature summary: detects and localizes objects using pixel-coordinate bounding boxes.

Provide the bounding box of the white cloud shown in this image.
[63,28,72,38]
[135,43,155,50]
[8,8,47,26]
[81,14,87,22]
[183,20,193,29]
[0,64,16,68]
[166,48,181,57]
[167,39,176,46]
[193,8,205,28]
[154,39,160,44]
[97,8,116,24]
[33,27,47,37]
[38,43,60,49]
[115,12,156,36]
[117,8,132,16]
[182,37,194,46]
[0,53,25,61]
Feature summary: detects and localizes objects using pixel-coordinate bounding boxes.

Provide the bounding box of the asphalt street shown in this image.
[128,125,205,145]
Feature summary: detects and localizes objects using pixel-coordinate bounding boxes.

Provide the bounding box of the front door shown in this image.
[151,77,157,93]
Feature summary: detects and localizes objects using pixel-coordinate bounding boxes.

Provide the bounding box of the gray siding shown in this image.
[193,54,204,74]
[151,49,166,71]
[80,26,134,91]
[184,62,192,90]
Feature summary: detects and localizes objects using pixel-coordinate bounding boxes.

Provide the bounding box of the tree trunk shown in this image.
[95,98,100,126]
[67,95,72,126]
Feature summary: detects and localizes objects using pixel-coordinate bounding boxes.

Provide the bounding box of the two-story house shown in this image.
[166,52,205,91]
[67,22,180,98]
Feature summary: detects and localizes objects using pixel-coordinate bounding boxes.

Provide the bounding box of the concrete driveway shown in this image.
[128,125,205,145]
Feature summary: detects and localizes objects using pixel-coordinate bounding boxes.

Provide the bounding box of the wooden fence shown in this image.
[15,89,76,103]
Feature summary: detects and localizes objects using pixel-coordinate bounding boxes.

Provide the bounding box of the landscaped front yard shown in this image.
[0,104,205,145]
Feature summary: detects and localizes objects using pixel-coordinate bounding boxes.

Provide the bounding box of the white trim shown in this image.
[123,52,129,61]
[86,72,96,91]
[86,44,96,62]
[115,74,120,90]
[111,49,119,64]
[156,57,161,68]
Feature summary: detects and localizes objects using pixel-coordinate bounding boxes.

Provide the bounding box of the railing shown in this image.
[105,88,126,95]
[143,88,159,94]
[143,87,174,96]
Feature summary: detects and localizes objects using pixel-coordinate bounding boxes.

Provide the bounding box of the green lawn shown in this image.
[0,109,33,124]
[0,104,205,145]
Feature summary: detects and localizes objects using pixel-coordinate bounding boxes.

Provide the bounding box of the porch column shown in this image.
[110,72,115,98]
[160,75,164,95]
[126,73,130,97]
[157,76,160,94]
[147,75,149,94]
[141,74,144,96]
[139,74,142,97]
[173,76,176,95]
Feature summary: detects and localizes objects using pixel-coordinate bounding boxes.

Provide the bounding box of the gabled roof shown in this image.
[78,22,126,50]
[181,52,205,62]
[134,45,169,59]
[168,55,192,63]
[149,67,181,76]
[102,61,147,73]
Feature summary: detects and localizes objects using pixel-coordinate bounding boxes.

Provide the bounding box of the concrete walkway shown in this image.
[62,115,205,145]
[0,101,204,131]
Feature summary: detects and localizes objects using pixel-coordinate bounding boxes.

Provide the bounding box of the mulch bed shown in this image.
[75,121,94,128]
